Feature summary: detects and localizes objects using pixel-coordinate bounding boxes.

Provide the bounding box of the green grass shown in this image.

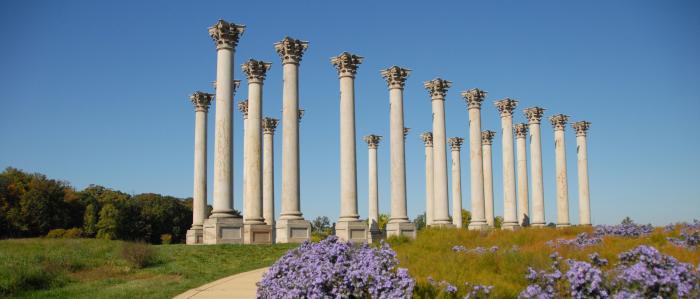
[0,238,297,298]
[389,226,700,298]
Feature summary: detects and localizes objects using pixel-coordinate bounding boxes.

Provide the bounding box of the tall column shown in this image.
[331,52,366,242]
[495,99,519,229]
[514,123,529,226]
[204,20,245,245]
[424,78,453,227]
[550,114,570,227]
[241,59,273,244]
[462,88,488,230]
[262,117,279,228]
[363,134,382,242]
[187,91,213,245]
[524,107,546,227]
[382,66,416,238]
[448,137,464,228]
[274,37,311,243]
[237,100,248,218]
[481,130,496,227]
[420,132,435,226]
[572,121,591,225]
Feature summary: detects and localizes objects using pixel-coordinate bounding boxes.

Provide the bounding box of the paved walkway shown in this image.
[174,267,268,299]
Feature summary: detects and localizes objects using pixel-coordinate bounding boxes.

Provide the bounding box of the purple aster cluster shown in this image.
[548,233,602,249]
[519,253,564,299]
[594,219,654,238]
[464,283,494,299]
[612,245,699,298]
[256,236,414,298]
[667,221,700,249]
[565,260,609,298]
[451,245,499,254]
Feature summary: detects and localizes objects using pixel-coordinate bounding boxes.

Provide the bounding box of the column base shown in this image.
[468,221,489,230]
[386,222,417,239]
[186,227,203,244]
[335,221,367,243]
[203,217,243,244]
[530,222,546,227]
[275,219,311,243]
[501,222,520,230]
[243,223,273,244]
[429,223,456,229]
[556,223,571,228]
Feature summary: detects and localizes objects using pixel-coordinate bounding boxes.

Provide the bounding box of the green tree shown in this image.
[83,203,98,237]
[96,203,119,240]
[494,216,504,229]
[461,209,472,228]
[377,213,390,230]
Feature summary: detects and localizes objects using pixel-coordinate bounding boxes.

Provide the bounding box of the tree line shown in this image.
[0,167,194,244]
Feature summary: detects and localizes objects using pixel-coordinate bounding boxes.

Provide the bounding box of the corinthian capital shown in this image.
[420,132,433,146]
[208,20,245,50]
[523,107,546,124]
[481,130,496,145]
[331,52,363,78]
[461,88,487,109]
[237,100,248,118]
[242,59,272,83]
[190,91,214,112]
[262,117,279,134]
[380,66,411,89]
[274,37,309,65]
[423,78,452,99]
[549,114,569,130]
[495,98,519,117]
[513,123,529,138]
[363,134,382,149]
[448,137,464,150]
[297,109,305,123]
[403,127,411,139]
[572,121,591,136]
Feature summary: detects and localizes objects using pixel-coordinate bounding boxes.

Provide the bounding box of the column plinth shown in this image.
[462,89,488,230]
[448,137,464,228]
[241,59,273,244]
[425,78,454,228]
[332,52,366,242]
[364,135,383,242]
[573,121,591,225]
[524,107,546,227]
[550,114,570,227]
[481,130,496,227]
[187,92,213,244]
[496,98,519,230]
[421,132,435,226]
[275,37,311,243]
[204,19,245,245]
[514,123,530,226]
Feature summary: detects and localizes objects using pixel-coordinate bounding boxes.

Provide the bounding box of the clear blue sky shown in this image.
[1,0,698,225]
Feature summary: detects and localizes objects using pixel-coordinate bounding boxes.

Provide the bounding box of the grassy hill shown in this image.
[0,238,297,298]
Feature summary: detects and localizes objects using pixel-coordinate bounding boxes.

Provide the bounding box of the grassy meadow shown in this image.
[0,238,297,298]
[389,226,700,298]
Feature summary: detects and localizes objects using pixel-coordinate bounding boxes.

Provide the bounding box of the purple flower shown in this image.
[565,260,609,298]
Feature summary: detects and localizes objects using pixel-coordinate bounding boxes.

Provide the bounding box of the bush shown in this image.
[63,228,82,238]
[160,234,172,244]
[45,229,66,238]
[257,236,415,297]
[120,242,156,269]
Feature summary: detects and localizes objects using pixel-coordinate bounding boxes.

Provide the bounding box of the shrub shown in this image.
[120,242,156,269]
[63,228,82,238]
[45,229,66,238]
[160,234,172,245]
[257,236,414,298]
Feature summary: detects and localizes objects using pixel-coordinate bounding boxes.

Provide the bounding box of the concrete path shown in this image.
[174,267,268,299]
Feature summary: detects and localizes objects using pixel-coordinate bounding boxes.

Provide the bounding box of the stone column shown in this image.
[241,59,273,244]
[187,91,213,245]
[448,137,464,228]
[382,66,416,238]
[237,100,248,218]
[204,20,245,244]
[550,114,570,227]
[262,117,279,230]
[514,123,529,226]
[572,121,592,225]
[495,98,519,229]
[363,134,382,242]
[481,130,496,227]
[424,78,453,227]
[420,132,435,226]
[462,88,488,230]
[274,37,311,243]
[524,107,546,227]
[331,52,366,242]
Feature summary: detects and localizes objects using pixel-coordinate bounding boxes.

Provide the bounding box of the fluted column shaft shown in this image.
[449,139,464,227]
[281,62,302,219]
[496,99,518,229]
[431,94,450,225]
[551,115,570,227]
[463,89,487,229]
[389,88,408,222]
[262,120,277,226]
[368,143,379,230]
[423,135,434,225]
[212,47,235,217]
[573,121,591,225]
[339,75,359,221]
[525,107,546,227]
[481,131,495,227]
[515,128,529,226]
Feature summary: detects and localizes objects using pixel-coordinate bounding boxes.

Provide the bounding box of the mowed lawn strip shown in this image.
[0,238,297,299]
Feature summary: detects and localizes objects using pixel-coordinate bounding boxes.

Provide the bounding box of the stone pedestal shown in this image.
[462,88,488,230]
[203,217,244,244]
[335,221,367,243]
[275,219,311,243]
[186,228,203,245]
[243,223,273,244]
[386,222,417,239]
[367,228,384,244]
